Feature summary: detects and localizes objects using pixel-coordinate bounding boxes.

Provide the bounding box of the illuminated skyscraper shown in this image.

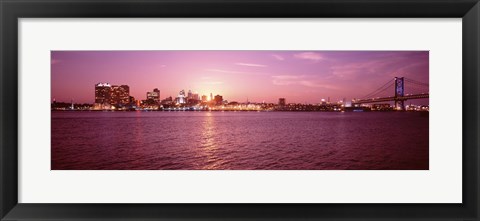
[110,85,130,106]
[95,83,111,104]
[147,88,160,103]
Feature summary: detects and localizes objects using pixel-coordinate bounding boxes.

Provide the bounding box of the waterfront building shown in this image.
[185,90,200,105]
[372,103,392,111]
[278,98,286,106]
[110,85,130,107]
[93,102,112,110]
[176,90,186,104]
[420,105,429,111]
[201,95,207,102]
[214,94,223,105]
[187,90,193,100]
[94,83,112,110]
[321,98,327,105]
[147,88,160,103]
[162,96,173,103]
[193,92,200,101]
[95,83,111,104]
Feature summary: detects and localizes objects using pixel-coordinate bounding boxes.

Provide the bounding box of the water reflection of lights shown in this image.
[200,112,222,169]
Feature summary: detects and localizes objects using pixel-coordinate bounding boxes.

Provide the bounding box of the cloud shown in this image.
[329,56,427,81]
[271,75,337,89]
[235,62,267,67]
[205,68,266,75]
[205,69,246,74]
[271,54,285,61]
[293,52,324,62]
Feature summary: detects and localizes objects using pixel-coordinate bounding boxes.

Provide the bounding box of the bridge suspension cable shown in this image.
[404,78,429,87]
[360,79,394,99]
[405,83,428,94]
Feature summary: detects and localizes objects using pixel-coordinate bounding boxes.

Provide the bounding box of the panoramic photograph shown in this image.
[51,50,429,170]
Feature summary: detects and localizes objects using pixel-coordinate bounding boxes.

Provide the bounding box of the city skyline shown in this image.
[51,50,429,104]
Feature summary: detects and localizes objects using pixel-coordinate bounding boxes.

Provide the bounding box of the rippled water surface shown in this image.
[51,111,428,170]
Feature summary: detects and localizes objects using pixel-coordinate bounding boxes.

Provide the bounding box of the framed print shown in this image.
[1,0,479,220]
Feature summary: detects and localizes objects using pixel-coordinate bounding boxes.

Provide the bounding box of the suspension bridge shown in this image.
[352,77,429,110]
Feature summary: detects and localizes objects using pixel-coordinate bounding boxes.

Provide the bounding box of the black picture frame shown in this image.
[1,0,479,220]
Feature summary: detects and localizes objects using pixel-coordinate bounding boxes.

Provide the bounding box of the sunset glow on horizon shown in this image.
[51,50,429,104]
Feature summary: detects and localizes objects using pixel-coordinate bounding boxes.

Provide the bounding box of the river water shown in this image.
[51,111,429,170]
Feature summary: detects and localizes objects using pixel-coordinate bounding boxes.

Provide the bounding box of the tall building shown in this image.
[187,90,193,100]
[279,98,286,106]
[193,92,200,101]
[210,93,213,101]
[95,83,111,104]
[214,94,223,105]
[177,89,186,104]
[147,88,160,103]
[201,95,207,102]
[110,85,130,106]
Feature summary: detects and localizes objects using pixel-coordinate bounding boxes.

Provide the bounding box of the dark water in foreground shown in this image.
[51,111,428,170]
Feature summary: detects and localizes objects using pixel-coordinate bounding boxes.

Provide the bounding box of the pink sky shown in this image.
[51,51,429,104]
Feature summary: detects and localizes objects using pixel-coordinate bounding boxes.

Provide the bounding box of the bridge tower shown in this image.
[394,77,405,110]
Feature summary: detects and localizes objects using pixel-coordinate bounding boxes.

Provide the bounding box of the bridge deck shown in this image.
[352,93,429,104]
